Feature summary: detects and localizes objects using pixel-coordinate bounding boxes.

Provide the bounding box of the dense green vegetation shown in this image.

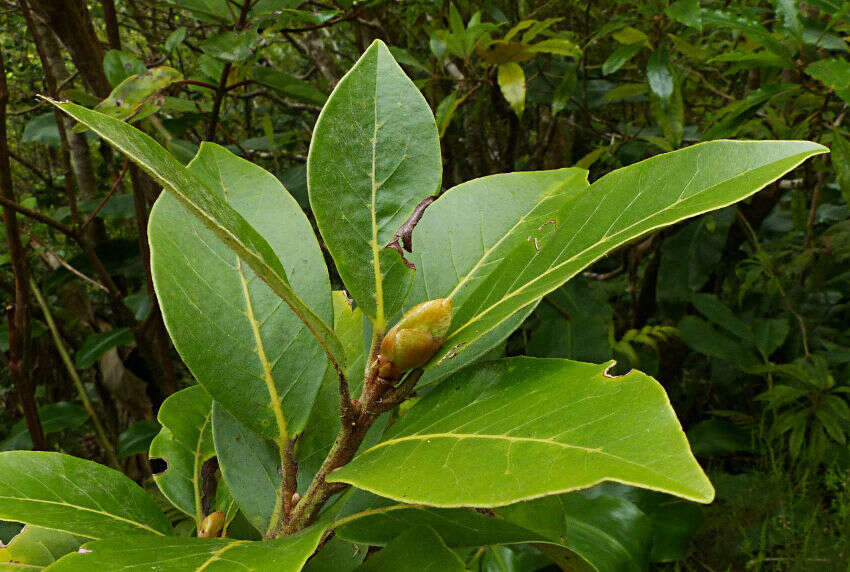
[0,0,848,569]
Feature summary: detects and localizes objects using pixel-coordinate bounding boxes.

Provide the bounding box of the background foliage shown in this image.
[0,0,849,569]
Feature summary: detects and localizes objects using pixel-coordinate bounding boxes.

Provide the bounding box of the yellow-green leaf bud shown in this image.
[198,511,225,538]
[377,298,453,380]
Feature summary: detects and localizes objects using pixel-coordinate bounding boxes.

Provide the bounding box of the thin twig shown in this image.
[24,228,107,291]
[80,158,128,232]
[30,278,121,470]
[0,193,76,237]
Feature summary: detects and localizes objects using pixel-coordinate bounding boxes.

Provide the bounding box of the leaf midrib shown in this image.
[357,432,685,490]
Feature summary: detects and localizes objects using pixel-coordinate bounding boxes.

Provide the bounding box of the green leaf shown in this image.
[296,293,369,489]
[687,419,753,455]
[338,490,654,571]
[407,169,586,385]
[201,29,262,62]
[656,210,734,307]
[805,58,850,90]
[149,142,331,440]
[45,523,328,571]
[250,66,327,106]
[428,141,826,366]
[435,92,464,138]
[47,99,346,389]
[0,452,172,539]
[149,386,214,523]
[602,43,644,75]
[552,67,577,116]
[74,67,183,133]
[665,0,702,30]
[751,318,790,358]
[647,48,673,103]
[117,419,160,459]
[691,293,752,342]
[21,113,60,147]
[831,128,850,207]
[335,493,551,548]
[102,50,146,87]
[527,279,613,363]
[496,493,653,571]
[0,525,84,569]
[307,40,441,330]
[774,0,802,37]
[165,27,187,52]
[497,62,526,118]
[212,404,279,535]
[1,402,88,451]
[73,328,134,369]
[356,527,465,572]
[329,357,715,506]
[678,316,760,368]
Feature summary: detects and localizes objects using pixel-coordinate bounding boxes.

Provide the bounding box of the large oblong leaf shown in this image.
[0,452,172,539]
[148,386,214,523]
[44,523,329,571]
[45,99,346,375]
[150,143,331,440]
[429,140,827,364]
[329,357,714,506]
[308,39,441,331]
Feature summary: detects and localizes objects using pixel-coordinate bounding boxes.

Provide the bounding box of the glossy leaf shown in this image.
[45,523,328,571]
[665,0,702,30]
[201,29,262,62]
[0,402,88,451]
[497,62,526,118]
[102,50,146,87]
[831,128,850,208]
[497,493,653,571]
[212,404,279,535]
[308,39,441,330]
[0,525,83,570]
[74,328,133,369]
[250,66,327,106]
[336,490,652,571]
[47,99,346,379]
[429,141,827,366]
[165,27,187,52]
[647,49,673,103]
[0,452,172,539]
[805,58,850,90]
[149,142,331,439]
[149,386,214,523]
[356,527,465,572]
[117,419,160,459]
[602,42,644,75]
[330,357,714,506]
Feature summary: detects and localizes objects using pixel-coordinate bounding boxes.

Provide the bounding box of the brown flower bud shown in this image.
[377,298,453,380]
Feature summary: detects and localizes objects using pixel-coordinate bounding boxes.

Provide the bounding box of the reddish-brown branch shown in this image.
[0,50,46,450]
[80,159,128,232]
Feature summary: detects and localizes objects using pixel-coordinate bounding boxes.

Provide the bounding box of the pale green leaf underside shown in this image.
[150,143,331,439]
[0,452,172,540]
[46,99,346,373]
[429,140,827,364]
[149,386,214,522]
[43,524,327,571]
[308,39,441,329]
[329,357,714,506]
